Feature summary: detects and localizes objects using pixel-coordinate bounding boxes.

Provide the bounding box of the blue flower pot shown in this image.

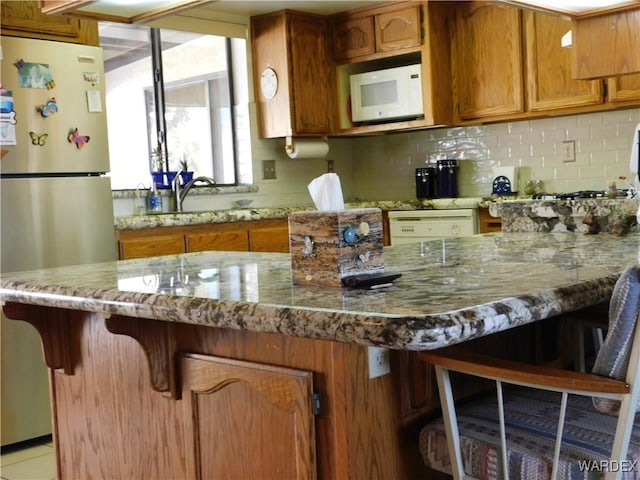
[180,171,194,185]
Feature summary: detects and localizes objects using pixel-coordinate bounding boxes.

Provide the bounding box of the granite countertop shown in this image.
[2,232,638,350]
[494,197,639,234]
[114,197,490,230]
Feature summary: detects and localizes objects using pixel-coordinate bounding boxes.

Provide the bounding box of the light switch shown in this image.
[86,90,102,113]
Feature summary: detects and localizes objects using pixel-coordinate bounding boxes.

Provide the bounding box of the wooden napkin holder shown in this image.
[288,208,384,287]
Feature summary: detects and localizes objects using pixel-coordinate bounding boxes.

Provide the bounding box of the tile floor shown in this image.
[1,438,55,480]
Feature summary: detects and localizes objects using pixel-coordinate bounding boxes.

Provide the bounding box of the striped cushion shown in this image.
[592,265,640,413]
[419,387,640,479]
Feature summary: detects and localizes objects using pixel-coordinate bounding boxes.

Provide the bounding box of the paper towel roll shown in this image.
[285,138,329,159]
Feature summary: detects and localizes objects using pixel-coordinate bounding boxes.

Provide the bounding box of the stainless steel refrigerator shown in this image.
[1,36,116,446]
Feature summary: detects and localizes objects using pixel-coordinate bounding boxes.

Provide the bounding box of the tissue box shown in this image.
[289,208,384,287]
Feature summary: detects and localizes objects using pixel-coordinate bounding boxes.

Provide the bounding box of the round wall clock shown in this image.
[260,67,278,99]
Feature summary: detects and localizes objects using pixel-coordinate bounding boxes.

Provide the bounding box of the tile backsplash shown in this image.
[115,107,640,216]
[346,107,640,200]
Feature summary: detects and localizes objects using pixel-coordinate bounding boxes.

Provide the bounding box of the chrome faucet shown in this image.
[172,169,215,212]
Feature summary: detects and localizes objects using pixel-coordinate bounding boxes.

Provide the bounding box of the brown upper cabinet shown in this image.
[452,2,524,121]
[1,0,99,45]
[572,8,640,80]
[452,1,640,123]
[331,3,421,61]
[524,10,603,112]
[331,16,375,60]
[251,10,331,139]
[607,74,640,103]
[331,1,454,135]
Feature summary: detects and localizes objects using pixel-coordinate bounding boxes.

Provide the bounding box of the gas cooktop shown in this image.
[531,190,624,200]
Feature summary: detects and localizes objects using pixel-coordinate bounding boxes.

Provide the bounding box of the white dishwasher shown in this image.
[388,209,478,245]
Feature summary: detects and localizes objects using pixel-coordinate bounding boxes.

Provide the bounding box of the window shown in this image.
[99,23,251,189]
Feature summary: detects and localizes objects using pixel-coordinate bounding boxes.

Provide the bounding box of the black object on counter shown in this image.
[415,167,438,199]
[437,159,459,198]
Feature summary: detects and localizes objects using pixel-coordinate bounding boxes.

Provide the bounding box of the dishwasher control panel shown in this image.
[388,209,478,245]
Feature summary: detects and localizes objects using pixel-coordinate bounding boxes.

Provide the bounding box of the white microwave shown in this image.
[349,64,424,123]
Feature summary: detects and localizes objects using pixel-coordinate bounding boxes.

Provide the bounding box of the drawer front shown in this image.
[390,220,475,240]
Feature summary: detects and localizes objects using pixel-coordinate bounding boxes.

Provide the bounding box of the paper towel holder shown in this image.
[285,135,330,159]
[285,135,328,152]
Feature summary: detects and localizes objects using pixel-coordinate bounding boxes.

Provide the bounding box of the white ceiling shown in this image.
[505,0,640,16]
[201,1,385,16]
[74,0,640,19]
[74,0,385,20]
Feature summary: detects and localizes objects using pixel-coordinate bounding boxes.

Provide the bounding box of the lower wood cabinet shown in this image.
[249,224,291,252]
[478,207,502,233]
[185,230,249,252]
[181,353,316,479]
[117,218,290,259]
[118,233,185,260]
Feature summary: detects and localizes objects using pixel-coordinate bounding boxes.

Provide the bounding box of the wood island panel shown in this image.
[3,301,545,479]
[8,304,434,479]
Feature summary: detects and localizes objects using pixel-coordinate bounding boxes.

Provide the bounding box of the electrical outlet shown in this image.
[368,346,391,379]
[562,140,576,162]
[262,159,276,180]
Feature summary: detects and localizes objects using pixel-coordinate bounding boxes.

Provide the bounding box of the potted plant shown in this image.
[179,157,194,185]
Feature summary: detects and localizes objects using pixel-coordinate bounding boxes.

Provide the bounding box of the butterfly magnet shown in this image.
[68,128,90,149]
[29,131,48,147]
[37,98,58,117]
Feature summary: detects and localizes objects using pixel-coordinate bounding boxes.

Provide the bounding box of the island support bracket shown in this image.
[105,315,179,399]
[2,302,79,375]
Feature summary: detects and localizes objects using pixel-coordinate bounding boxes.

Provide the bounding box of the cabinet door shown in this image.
[1,1,98,45]
[607,73,640,103]
[185,231,249,252]
[251,11,330,138]
[453,2,524,120]
[524,12,602,111]
[181,354,317,480]
[374,5,421,52]
[331,15,375,60]
[289,14,331,135]
[478,207,502,233]
[119,234,185,260]
[249,224,290,252]
[572,9,640,80]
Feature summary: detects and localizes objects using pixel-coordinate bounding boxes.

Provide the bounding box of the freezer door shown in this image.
[1,176,116,272]
[0,36,109,174]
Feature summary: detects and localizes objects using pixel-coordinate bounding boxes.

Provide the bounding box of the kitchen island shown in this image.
[1,232,638,479]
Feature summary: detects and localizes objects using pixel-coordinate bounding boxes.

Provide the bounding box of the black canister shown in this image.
[415,167,437,199]
[437,159,459,198]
